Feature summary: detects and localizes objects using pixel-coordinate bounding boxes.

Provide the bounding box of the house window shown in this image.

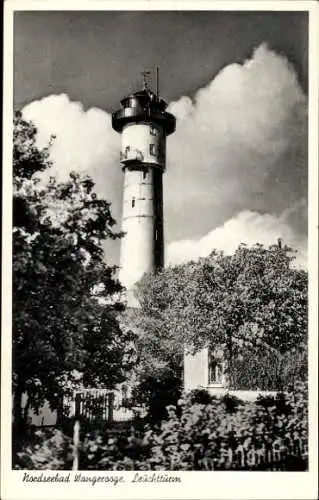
[208,348,225,385]
[131,198,135,208]
[150,144,157,156]
[208,360,224,384]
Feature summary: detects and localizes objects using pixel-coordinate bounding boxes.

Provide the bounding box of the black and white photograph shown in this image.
[1,1,318,499]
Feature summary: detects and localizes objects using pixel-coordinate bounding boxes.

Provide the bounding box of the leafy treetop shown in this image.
[13,111,131,427]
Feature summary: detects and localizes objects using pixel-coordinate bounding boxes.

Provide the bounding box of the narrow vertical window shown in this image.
[124,146,130,159]
[150,144,156,156]
[208,360,224,384]
[131,198,135,208]
[143,170,147,180]
[208,349,225,385]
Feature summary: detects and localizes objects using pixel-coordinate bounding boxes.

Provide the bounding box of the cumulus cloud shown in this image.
[21,44,308,267]
[22,93,122,215]
[165,44,307,244]
[167,207,307,269]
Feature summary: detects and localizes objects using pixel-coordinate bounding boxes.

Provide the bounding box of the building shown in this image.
[112,77,175,305]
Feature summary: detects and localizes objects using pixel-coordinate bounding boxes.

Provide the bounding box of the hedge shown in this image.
[14,382,308,471]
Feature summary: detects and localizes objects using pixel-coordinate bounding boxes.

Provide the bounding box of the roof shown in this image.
[120,87,167,111]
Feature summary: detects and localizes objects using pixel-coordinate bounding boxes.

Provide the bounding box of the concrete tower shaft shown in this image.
[112,86,175,303]
[120,164,164,291]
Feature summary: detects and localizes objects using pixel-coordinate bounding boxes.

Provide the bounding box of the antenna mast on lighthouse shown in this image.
[156,66,159,97]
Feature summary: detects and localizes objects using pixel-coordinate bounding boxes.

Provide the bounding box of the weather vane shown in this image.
[141,71,151,90]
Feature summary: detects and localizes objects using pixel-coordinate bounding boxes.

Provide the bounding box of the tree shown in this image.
[133,242,307,393]
[122,306,182,421]
[13,111,132,430]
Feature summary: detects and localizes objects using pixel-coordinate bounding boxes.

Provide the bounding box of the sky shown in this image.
[14,10,309,268]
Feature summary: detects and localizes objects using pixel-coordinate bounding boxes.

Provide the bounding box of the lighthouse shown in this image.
[112,76,176,304]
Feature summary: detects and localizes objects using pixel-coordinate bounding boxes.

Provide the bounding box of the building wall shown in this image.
[21,393,57,426]
[183,350,277,401]
[121,123,165,168]
[119,167,164,292]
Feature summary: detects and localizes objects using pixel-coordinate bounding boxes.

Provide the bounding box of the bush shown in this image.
[131,374,182,423]
[81,426,150,470]
[13,384,308,471]
[187,388,214,405]
[142,383,308,470]
[13,427,73,470]
[231,348,307,391]
[80,384,308,471]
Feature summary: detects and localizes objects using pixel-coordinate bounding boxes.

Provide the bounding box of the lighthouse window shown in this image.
[143,170,147,180]
[150,144,157,156]
[150,125,157,136]
[131,198,135,208]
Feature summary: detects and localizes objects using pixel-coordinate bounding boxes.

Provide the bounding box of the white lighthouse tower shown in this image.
[112,75,176,304]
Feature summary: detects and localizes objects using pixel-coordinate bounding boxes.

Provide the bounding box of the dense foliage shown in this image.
[14,384,308,471]
[13,111,132,430]
[135,383,308,470]
[132,243,307,393]
[14,428,73,470]
[121,305,183,420]
[231,346,307,391]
